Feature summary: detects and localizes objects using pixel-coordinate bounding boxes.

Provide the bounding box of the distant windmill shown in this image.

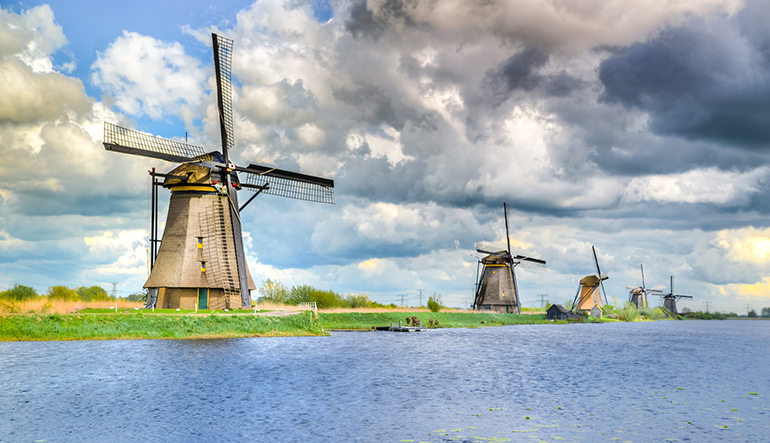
[570,246,609,313]
[472,203,546,313]
[656,276,693,315]
[627,264,663,308]
[102,34,334,310]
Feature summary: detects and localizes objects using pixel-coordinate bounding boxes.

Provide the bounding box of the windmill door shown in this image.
[198,288,208,310]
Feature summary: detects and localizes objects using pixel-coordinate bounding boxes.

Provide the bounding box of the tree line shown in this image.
[257,279,397,309]
[0,284,144,302]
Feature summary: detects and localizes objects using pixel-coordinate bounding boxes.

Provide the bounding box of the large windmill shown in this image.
[626,264,662,308]
[472,203,546,313]
[570,246,609,313]
[656,276,692,315]
[103,34,334,310]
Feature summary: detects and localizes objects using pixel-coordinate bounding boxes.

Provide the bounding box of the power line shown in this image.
[702,301,712,313]
[745,303,754,315]
[110,282,119,299]
[398,293,409,307]
[536,293,548,308]
[417,289,424,306]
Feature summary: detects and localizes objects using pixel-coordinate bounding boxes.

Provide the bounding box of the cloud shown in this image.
[622,167,769,205]
[347,0,743,50]
[0,5,68,72]
[599,12,770,147]
[91,31,207,119]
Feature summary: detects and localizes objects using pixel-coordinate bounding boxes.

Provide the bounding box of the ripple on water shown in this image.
[0,320,768,442]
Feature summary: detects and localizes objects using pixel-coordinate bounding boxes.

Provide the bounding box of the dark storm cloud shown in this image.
[345,0,388,40]
[598,15,770,148]
[333,83,440,131]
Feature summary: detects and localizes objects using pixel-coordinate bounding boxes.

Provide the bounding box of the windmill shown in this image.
[570,246,609,313]
[656,276,693,315]
[626,264,663,308]
[472,203,546,313]
[102,34,334,310]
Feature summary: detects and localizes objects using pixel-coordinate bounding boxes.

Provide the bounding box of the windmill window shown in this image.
[197,237,203,248]
[201,261,206,272]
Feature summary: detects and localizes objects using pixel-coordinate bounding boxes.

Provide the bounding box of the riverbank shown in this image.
[0,310,569,341]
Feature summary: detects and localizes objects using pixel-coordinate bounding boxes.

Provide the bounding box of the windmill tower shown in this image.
[657,276,692,315]
[627,264,662,308]
[570,246,609,313]
[103,34,335,310]
[472,203,546,313]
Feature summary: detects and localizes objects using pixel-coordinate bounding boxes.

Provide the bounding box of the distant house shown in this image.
[547,304,568,320]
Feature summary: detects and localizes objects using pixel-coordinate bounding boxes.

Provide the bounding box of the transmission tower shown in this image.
[417,289,424,306]
[398,293,408,307]
[536,293,549,308]
[110,282,119,299]
[702,301,712,313]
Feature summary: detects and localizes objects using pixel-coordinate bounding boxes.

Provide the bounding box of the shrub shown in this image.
[77,285,111,301]
[617,302,640,322]
[258,279,288,304]
[0,284,39,301]
[346,293,372,308]
[639,305,666,320]
[762,307,770,318]
[46,285,79,301]
[748,309,758,318]
[427,295,441,313]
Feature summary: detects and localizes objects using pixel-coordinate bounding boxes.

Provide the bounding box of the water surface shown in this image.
[1,320,768,442]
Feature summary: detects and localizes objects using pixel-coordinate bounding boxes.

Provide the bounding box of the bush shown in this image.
[639,305,667,320]
[427,295,442,313]
[747,309,758,318]
[46,285,79,301]
[77,285,111,301]
[0,284,39,301]
[258,279,288,304]
[346,293,372,308]
[617,302,640,322]
[762,307,770,318]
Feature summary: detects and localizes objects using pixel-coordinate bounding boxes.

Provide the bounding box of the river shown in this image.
[1,320,768,442]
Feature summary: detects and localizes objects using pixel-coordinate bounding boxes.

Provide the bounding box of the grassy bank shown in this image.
[0,312,323,341]
[0,309,613,341]
[318,311,550,330]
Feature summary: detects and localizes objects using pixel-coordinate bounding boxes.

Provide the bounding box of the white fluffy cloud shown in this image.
[91,31,207,119]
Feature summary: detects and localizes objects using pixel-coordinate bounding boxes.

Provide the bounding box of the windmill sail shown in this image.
[103,122,207,163]
[212,33,234,162]
[240,164,335,204]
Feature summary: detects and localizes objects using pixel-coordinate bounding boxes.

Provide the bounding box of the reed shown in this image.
[0,298,144,315]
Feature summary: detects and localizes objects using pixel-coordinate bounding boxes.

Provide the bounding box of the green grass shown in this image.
[0,312,323,341]
[318,311,549,330]
[77,308,277,315]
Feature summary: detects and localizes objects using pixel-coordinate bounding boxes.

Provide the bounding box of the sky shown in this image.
[1,0,769,312]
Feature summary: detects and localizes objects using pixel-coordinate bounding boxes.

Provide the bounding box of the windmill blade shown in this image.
[212,33,234,163]
[640,264,646,289]
[238,164,335,204]
[503,202,512,256]
[592,245,609,305]
[103,122,207,163]
[676,295,694,299]
[513,255,547,270]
